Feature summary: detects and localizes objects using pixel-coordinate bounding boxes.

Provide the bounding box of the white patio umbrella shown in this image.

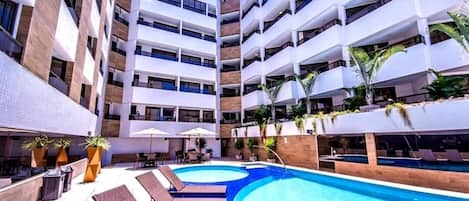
[132,128,168,153]
[179,127,216,154]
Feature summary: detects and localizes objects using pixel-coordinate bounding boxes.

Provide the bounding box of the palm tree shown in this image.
[295,72,319,114]
[430,12,469,53]
[258,80,285,121]
[349,45,406,105]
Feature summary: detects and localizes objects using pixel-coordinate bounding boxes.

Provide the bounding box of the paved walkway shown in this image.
[58,161,239,201]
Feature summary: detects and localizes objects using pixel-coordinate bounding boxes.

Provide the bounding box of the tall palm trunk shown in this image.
[271,105,276,121]
[365,87,374,105]
[306,97,312,114]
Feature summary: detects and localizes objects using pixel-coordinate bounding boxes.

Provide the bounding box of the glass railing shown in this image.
[135,49,179,61]
[346,0,392,24]
[180,86,202,93]
[298,19,341,45]
[48,72,69,96]
[0,26,23,62]
[133,81,178,91]
[263,9,292,32]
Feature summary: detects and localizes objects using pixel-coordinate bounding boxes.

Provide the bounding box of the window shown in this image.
[203,84,215,94]
[203,111,214,122]
[152,48,177,58]
[145,107,161,121]
[183,0,206,14]
[147,77,177,90]
[179,109,200,122]
[180,81,200,93]
[0,0,17,34]
[162,108,175,121]
[181,54,201,65]
[50,57,67,80]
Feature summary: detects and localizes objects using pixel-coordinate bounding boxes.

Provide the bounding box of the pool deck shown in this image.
[57,161,240,201]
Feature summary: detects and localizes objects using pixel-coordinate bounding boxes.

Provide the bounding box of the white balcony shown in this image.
[276,80,301,104]
[83,49,96,85]
[431,39,469,72]
[136,24,216,56]
[241,60,262,82]
[241,33,262,57]
[373,43,427,83]
[139,0,216,31]
[293,0,340,29]
[296,25,342,63]
[262,0,289,20]
[89,0,100,38]
[135,55,216,82]
[126,120,216,138]
[346,0,418,45]
[0,53,97,136]
[312,67,360,97]
[242,90,267,110]
[264,46,294,75]
[53,0,79,61]
[418,0,462,18]
[241,6,261,32]
[132,87,216,109]
[262,14,293,47]
[235,99,469,136]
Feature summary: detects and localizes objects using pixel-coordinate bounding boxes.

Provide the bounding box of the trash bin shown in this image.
[61,166,73,192]
[41,170,65,201]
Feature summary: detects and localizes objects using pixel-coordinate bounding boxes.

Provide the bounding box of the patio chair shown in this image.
[175,150,184,164]
[92,185,137,201]
[188,152,200,163]
[136,171,226,201]
[135,153,146,169]
[446,149,465,162]
[202,153,211,161]
[158,165,227,196]
[418,149,438,162]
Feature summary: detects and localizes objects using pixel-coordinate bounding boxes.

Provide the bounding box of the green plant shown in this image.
[196,138,207,152]
[53,138,72,148]
[349,45,406,105]
[385,102,413,128]
[22,135,53,150]
[430,12,469,53]
[274,121,282,136]
[291,102,306,117]
[264,137,276,159]
[344,86,367,110]
[423,69,465,100]
[82,136,110,150]
[294,116,304,133]
[258,80,285,121]
[247,138,258,155]
[296,72,319,114]
[234,139,244,151]
[310,112,326,134]
[254,105,271,140]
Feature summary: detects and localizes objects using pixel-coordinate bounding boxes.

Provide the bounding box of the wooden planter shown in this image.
[55,147,68,167]
[83,147,103,183]
[31,147,46,168]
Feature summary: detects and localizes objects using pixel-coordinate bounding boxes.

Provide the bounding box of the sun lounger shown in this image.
[418,149,438,162]
[135,171,226,201]
[158,165,226,196]
[446,149,465,162]
[92,185,137,201]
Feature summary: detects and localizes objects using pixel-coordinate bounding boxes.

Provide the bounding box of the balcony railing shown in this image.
[183,1,206,15]
[135,49,179,62]
[0,26,23,62]
[104,114,121,120]
[129,114,176,121]
[108,79,124,87]
[243,56,261,68]
[112,46,126,56]
[133,81,178,91]
[242,2,259,18]
[137,19,179,33]
[48,72,69,95]
[242,29,260,42]
[298,19,341,45]
[300,60,346,77]
[264,41,294,60]
[266,75,295,88]
[243,87,260,95]
[181,57,216,68]
[263,9,292,32]
[362,35,425,56]
[346,0,392,24]
[158,0,181,7]
[180,86,216,95]
[295,0,312,13]
[203,35,216,42]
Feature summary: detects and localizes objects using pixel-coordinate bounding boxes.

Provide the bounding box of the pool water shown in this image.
[173,165,249,183]
[174,165,469,201]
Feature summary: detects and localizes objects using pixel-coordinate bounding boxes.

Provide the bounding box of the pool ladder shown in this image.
[253,145,289,177]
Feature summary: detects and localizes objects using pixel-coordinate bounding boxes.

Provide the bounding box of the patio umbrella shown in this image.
[179,127,216,154]
[132,128,168,153]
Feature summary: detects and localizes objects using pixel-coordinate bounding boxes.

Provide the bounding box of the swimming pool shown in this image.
[174,164,469,201]
[173,165,249,183]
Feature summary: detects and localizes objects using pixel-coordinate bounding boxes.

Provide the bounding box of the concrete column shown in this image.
[293,63,301,75]
[365,133,378,166]
[342,46,351,67]
[175,106,179,122]
[199,110,204,122]
[179,21,183,34]
[291,31,298,47]
[176,76,181,90]
[177,48,182,62]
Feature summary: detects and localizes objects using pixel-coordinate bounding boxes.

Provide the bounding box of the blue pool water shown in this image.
[174,164,469,201]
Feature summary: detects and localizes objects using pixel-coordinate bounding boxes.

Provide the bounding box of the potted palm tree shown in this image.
[54,137,72,167]
[296,72,319,114]
[247,138,258,162]
[349,45,406,111]
[264,137,277,163]
[274,121,282,136]
[234,139,244,160]
[22,135,53,168]
[253,105,270,142]
[258,80,285,121]
[82,136,110,182]
[430,12,469,53]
